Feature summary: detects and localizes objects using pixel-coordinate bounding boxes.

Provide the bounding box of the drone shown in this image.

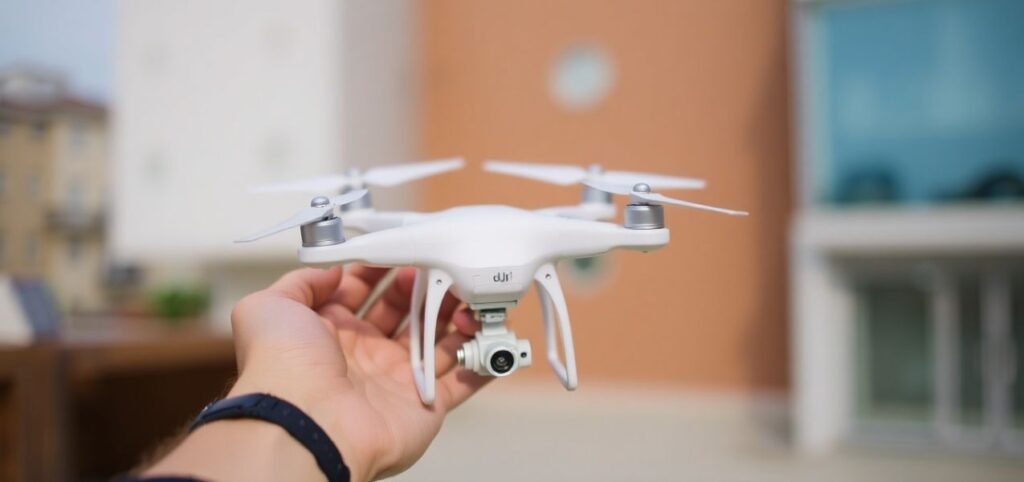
[239,159,747,404]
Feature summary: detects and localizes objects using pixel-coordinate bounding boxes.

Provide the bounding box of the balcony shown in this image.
[46,207,105,234]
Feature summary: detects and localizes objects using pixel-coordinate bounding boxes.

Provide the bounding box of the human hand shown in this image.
[226,265,489,481]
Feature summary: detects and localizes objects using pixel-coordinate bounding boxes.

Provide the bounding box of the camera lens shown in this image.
[489,349,516,375]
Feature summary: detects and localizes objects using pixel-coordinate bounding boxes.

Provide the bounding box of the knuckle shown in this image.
[230,292,268,330]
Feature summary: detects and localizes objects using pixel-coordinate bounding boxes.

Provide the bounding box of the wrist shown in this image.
[226,376,376,482]
[145,418,322,481]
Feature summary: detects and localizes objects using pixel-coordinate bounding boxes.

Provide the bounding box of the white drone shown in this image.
[239,159,747,404]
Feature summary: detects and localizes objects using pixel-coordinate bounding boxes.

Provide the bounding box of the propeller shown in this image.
[235,189,369,242]
[583,181,748,216]
[250,157,464,193]
[484,160,706,190]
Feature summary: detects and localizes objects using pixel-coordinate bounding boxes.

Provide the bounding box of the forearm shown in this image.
[142,381,373,482]
[144,419,325,482]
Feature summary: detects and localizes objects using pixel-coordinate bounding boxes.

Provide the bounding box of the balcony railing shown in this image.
[46,207,105,233]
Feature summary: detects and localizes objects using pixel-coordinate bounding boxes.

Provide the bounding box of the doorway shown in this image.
[850,260,1024,454]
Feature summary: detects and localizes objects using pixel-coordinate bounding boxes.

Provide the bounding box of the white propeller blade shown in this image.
[484,160,706,190]
[362,157,464,187]
[600,170,705,190]
[249,157,464,193]
[580,181,630,195]
[235,205,333,243]
[235,189,368,242]
[483,161,589,186]
[249,175,348,194]
[583,181,748,217]
[328,188,372,208]
[638,192,748,216]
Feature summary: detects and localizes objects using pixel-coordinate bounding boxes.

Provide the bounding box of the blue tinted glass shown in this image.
[815,0,1024,205]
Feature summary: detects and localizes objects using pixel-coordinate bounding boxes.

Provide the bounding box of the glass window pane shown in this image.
[1011,272,1024,429]
[856,279,934,421]
[811,0,1024,206]
[957,274,984,426]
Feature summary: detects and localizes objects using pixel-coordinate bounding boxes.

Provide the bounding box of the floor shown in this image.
[394,381,1024,482]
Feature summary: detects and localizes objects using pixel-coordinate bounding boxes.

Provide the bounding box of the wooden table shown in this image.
[0,326,236,482]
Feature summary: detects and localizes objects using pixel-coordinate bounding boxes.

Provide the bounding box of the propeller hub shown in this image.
[624,203,665,230]
[310,196,331,208]
[300,216,346,247]
[632,183,652,193]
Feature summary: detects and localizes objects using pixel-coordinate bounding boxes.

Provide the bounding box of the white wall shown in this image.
[112,0,416,263]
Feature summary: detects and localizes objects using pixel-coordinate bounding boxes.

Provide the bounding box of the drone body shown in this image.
[298,205,668,304]
[239,159,746,404]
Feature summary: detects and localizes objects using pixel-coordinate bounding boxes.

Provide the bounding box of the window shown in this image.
[955,274,985,427]
[855,277,934,423]
[1011,273,1024,430]
[804,0,1024,206]
[32,120,48,140]
[70,120,88,151]
[144,150,168,186]
[28,174,41,197]
[24,233,39,269]
[67,236,83,263]
[67,180,84,212]
[849,261,1024,452]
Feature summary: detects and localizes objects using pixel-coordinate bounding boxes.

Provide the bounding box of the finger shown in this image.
[369,270,462,338]
[333,265,395,311]
[317,300,363,331]
[267,266,343,308]
[360,267,416,336]
[434,330,472,375]
[450,308,481,337]
[396,306,478,349]
[233,267,342,368]
[438,368,493,410]
[435,292,462,334]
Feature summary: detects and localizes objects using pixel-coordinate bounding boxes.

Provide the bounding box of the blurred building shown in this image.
[112,0,417,325]
[0,66,110,314]
[417,0,791,392]
[791,0,1024,456]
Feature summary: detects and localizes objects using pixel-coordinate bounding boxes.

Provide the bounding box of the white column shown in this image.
[791,226,854,453]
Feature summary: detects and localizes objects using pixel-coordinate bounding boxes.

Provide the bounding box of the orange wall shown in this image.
[417,0,792,390]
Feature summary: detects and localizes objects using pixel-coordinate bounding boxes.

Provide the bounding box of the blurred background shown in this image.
[0,0,1022,480]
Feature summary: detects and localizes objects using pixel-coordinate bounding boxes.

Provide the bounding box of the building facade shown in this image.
[0,67,109,314]
[790,0,1024,456]
[418,0,793,390]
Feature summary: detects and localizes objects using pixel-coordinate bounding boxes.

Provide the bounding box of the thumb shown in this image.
[268,266,343,308]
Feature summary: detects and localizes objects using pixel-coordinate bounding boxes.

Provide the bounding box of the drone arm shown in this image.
[297,229,428,267]
[342,209,425,234]
[534,263,578,390]
[534,203,616,222]
[548,222,669,260]
[409,268,453,404]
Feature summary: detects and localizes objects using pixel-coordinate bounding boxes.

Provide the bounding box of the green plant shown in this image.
[149,285,210,323]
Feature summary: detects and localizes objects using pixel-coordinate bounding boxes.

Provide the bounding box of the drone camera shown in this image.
[488,348,516,375]
[458,333,532,377]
